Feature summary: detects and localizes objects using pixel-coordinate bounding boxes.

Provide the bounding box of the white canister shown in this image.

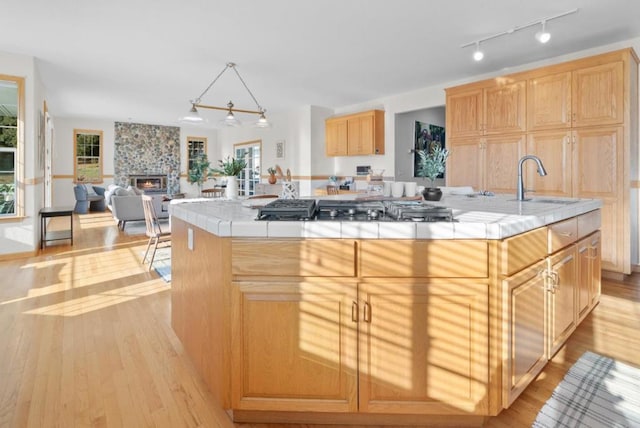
[416,185,425,195]
[383,181,393,197]
[392,182,405,198]
[404,182,417,197]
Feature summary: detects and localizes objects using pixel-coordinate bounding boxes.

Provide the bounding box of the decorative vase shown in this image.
[225,176,238,199]
[268,173,277,184]
[422,187,443,201]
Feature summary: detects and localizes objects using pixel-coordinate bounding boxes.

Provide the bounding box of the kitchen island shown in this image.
[169,194,602,426]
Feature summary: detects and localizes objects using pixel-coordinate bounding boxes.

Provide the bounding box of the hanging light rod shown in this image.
[180,62,270,128]
[461,8,579,58]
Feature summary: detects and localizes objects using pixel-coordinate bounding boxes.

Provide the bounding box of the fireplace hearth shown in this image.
[130,175,167,194]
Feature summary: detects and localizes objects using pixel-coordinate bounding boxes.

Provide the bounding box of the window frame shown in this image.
[73,129,103,184]
[0,74,23,219]
[187,136,207,172]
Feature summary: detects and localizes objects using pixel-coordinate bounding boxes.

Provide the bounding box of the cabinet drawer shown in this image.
[577,209,601,239]
[360,240,488,278]
[500,227,547,276]
[548,218,578,254]
[232,239,356,277]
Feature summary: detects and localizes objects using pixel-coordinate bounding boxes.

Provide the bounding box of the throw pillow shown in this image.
[114,187,135,197]
[127,185,144,196]
[83,184,98,196]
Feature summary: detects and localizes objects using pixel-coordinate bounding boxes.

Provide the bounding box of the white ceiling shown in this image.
[2,0,640,127]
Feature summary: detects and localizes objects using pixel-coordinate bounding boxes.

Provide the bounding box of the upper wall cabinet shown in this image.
[447,80,526,138]
[527,61,624,131]
[325,110,384,157]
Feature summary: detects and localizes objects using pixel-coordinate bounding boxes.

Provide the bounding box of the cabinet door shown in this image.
[483,134,524,193]
[527,72,572,131]
[347,114,374,155]
[576,232,601,323]
[447,88,483,138]
[526,131,572,197]
[446,138,484,189]
[572,61,624,127]
[326,118,348,156]
[547,246,577,357]
[358,281,489,414]
[484,80,526,135]
[503,259,547,407]
[573,126,625,273]
[231,280,358,412]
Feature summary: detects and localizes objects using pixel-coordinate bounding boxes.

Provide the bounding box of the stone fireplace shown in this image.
[114,122,180,194]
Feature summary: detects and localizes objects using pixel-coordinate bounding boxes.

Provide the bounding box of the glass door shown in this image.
[234,140,261,196]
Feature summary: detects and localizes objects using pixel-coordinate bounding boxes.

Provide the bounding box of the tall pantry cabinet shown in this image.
[446,49,639,274]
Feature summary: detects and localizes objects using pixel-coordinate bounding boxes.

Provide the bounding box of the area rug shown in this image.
[533,351,640,427]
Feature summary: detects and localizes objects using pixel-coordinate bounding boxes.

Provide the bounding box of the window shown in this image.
[74,129,103,183]
[0,76,22,217]
[187,136,207,171]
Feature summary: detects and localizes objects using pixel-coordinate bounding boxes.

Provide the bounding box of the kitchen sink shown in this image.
[527,198,579,205]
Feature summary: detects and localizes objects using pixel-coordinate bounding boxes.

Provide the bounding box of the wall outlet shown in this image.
[188,228,194,251]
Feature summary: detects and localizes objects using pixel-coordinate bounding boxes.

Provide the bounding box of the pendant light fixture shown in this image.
[461,8,578,61]
[179,62,270,128]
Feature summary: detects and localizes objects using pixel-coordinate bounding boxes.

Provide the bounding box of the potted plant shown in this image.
[211,156,247,199]
[187,153,215,196]
[267,167,277,184]
[416,142,449,201]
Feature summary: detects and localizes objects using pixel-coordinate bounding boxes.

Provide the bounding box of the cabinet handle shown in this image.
[558,231,573,237]
[351,301,359,322]
[363,301,371,323]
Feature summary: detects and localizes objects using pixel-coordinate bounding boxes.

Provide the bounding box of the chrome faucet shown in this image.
[517,155,547,201]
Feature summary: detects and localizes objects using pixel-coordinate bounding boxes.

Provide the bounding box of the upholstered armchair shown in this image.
[73,184,106,213]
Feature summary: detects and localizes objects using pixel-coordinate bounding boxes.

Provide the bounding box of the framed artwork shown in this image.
[275,139,285,159]
[413,121,446,178]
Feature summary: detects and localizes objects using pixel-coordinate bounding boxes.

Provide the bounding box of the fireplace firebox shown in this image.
[130,175,167,194]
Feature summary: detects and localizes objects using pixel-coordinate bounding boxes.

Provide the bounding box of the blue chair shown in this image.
[74,184,106,213]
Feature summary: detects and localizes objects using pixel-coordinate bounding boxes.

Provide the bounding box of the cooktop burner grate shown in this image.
[257,199,317,220]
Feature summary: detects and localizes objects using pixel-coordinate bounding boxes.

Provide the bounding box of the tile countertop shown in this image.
[168,194,602,240]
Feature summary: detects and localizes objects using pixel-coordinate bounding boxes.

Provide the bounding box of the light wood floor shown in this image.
[0,212,638,428]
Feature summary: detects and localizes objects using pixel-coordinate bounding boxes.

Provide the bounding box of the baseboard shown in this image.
[602,270,628,282]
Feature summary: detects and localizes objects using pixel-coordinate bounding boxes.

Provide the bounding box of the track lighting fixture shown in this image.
[461,8,578,61]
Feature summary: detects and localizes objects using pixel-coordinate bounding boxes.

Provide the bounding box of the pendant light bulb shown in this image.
[473,42,484,61]
[535,20,551,44]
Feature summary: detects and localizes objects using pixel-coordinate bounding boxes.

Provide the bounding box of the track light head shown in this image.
[535,20,551,43]
[473,42,484,61]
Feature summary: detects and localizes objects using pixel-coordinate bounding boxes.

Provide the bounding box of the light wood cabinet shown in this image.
[503,259,547,407]
[446,48,638,274]
[359,280,489,414]
[231,279,358,412]
[525,131,572,197]
[527,72,572,131]
[325,110,384,156]
[572,61,624,127]
[547,245,577,357]
[325,118,348,156]
[447,88,483,138]
[576,231,601,323]
[447,82,525,138]
[447,134,524,193]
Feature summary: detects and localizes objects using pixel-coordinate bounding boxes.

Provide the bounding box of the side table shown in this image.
[40,206,74,249]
